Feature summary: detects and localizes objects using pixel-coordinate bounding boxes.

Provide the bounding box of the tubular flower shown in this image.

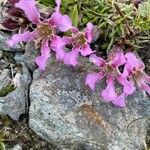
[6,0,72,70]
[86,47,134,107]
[62,23,94,66]
[123,52,150,95]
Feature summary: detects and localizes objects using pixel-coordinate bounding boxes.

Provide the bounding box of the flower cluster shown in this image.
[86,49,150,107]
[6,0,150,107]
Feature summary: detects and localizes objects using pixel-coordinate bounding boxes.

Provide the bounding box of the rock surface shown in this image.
[0,69,11,90]
[0,31,21,52]
[29,57,150,150]
[0,63,31,120]
[0,59,9,70]
[14,41,39,71]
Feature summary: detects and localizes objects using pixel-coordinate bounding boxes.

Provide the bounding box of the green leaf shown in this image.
[39,0,55,6]
[106,37,114,53]
[70,4,79,27]
[0,142,5,150]
[61,0,75,6]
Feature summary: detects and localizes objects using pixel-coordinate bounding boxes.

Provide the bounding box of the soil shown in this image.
[0,115,59,150]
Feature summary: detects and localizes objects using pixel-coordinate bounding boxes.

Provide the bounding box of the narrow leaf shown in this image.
[70,4,79,27]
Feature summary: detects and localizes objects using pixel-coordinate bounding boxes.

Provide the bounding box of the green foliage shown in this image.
[135,0,150,33]
[0,116,11,150]
[61,0,75,8]
[38,0,55,6]
[70,4,79,27]
[138,0,150,21]
[38,0,150,52]
[0,85,15,97]
[0,142,5,150]
[82,0,150,51]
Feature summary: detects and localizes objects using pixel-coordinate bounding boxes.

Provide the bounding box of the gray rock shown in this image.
[0,59,9,70]
[0,31,21,52]
[15,41,39,71]
[0,63,31,120]
[0,2,7,23]
[29,57,150,150]
[0,69,11,90]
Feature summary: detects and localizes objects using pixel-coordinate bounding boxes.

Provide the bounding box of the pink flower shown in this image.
[123,52,150,95]
[86,47,134,107]
[63,23,95,66]
[6,0,72,70]
[50,36,66,60]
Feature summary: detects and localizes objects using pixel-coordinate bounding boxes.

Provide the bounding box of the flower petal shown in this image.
[123,52,145,76]
[85,22,93,43]
[101,76,117,102]
[71,27,79,33]
[50,12,72,32]
[111,50,126,67]
[138,80,150,95]
[51,36,66,60]
[80,44,94,56]
[141,83,150,95]
[117,75,136,95]
[15,0,40,24]
[125,52,144,68]
[35,39,51,70]
[55,0,61,12]
[63,49,79,66]
[89,54,105,67]
[49,12,62,26]
[58,15,72,32]
[6,31,37,47]
[112,93,126,107]
[86,72,104,90]
[143,72,150,83]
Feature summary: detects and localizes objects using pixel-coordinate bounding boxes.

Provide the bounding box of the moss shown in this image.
[0,85,15,97]
[0,115,58,149]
